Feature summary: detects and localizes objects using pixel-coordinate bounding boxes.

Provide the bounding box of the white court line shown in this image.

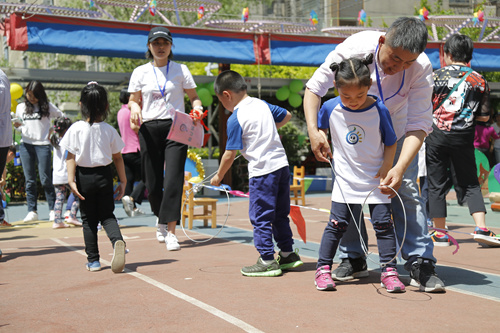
[50,238,264,333]
[446,287,500,303]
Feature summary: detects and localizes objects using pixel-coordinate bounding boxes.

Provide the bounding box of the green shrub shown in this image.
[278,122,310,167]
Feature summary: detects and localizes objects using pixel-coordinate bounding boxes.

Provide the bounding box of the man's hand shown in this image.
[310,129,332,163]
[378,165,404,199]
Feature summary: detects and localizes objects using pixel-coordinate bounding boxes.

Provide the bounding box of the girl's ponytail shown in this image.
[362,53,374,66]
[329,62,340,73]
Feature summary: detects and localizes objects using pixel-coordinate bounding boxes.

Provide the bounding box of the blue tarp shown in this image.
[6,12,500,70]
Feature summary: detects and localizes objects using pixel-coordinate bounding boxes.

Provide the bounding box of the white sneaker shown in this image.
[166,232,180,251]
[156,222,167,243]
[49,210,55,222]
[131,208,145,217]
[24,211,39,222]
[121,196,134,217]
[52,222,69,229]
[111,240,126,273]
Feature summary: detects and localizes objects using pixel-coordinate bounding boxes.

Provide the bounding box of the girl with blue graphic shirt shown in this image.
[314,54,404,292]
[211,70,303,277]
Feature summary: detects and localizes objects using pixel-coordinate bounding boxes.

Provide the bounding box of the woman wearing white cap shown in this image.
[128,26,203,251]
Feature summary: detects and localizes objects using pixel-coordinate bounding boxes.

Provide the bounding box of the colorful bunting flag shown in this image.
[198,5,205,20]
[242,7,249,22]
[419,7,429,21]
[473,9,484,26]
[149,0,157,16]
[358,9,366,25]
[309,10,318,25]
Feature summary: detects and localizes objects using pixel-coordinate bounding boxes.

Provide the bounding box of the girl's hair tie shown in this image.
[87,81,98,85]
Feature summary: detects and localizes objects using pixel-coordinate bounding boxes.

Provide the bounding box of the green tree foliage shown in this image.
[278,122,310,167]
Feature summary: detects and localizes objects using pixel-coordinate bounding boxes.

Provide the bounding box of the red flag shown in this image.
[289,205,306,243]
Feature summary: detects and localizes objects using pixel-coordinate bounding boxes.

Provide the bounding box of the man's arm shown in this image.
[304,88,332,163]
[379,130,426,197]
[380,56,433,196]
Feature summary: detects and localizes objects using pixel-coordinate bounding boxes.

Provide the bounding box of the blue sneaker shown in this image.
[86,261,101,272]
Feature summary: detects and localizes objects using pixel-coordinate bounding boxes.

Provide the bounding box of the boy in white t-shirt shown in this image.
[211,70,303,277]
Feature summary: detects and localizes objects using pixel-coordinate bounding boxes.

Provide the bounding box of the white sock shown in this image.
[280,251,292,257]
[261,258,275,265]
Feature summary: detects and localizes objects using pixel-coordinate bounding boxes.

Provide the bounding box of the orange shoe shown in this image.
[0,220,12,227]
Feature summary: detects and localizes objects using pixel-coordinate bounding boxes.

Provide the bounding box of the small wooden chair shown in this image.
[290,166,306,206]
[181,172,218,230]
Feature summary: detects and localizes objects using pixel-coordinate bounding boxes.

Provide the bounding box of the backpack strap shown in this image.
[434,67,473,111]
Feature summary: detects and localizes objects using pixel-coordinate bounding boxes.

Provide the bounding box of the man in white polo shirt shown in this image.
[304,17,445,292]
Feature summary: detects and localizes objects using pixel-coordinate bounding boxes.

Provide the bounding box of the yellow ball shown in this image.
[10,83,23,100]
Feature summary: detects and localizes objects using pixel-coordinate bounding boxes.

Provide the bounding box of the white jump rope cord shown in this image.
[326,159,407,269]
[179,155,242,243]
[179,154,408,269]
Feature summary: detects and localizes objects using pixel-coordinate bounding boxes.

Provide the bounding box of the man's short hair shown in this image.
[385,17,428,54]
[444,34,474,64]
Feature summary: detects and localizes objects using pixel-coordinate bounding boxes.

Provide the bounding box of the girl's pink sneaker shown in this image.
[315,265,336,291]
[381,267,406,293]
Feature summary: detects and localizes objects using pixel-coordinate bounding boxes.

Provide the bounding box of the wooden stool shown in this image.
[181,172,218,229]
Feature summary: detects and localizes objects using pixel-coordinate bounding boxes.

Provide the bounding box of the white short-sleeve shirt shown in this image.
[60,121,124,168]
[52,144,68,185]
[318,96,397,204]
[128,61,197,122]
[225,96,289,178]
[307,31,434,140]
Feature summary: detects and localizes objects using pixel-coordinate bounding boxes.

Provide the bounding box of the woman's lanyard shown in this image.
[374,44,405,103]
[152,61,170,98]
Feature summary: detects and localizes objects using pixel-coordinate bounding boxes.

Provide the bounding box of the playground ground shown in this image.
[1,191,499,332]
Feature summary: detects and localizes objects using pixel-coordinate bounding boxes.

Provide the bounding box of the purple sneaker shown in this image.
[315,265,336,291]
[381,267,405,293]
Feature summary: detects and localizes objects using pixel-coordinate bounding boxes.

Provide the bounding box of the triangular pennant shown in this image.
[289,205,306,243]
[303,178,313,193]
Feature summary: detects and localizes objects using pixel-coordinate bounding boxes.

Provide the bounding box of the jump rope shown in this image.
[180,106,408,267]
[324,158,407,269]
[179,147,408,270]
[178,155,242,243]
